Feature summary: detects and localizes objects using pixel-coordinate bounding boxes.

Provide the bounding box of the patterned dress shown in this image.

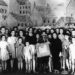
[16,43,24,61]
[0,41,9,61]
[7,36,17,58]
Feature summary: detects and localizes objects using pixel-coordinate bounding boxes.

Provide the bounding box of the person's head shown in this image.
[29,28,33,33]
[48,34,52,39]
[50,29,54,33]
[25,28,29,32]
[1,27,6,34]
[42,32,46,37]
[46,29,50,33]
[19,30,24,37]
[56,28,59,34]
[26,41,29,46]
[60,28,64,34]
[11,30,15,36]
[36,34,40,39]
[1,35,6,41]
[13,27,18,31]
[53,33,57,39]
[18,37,23,44]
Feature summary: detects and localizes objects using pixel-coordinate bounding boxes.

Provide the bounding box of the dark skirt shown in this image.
[37,56,49,64]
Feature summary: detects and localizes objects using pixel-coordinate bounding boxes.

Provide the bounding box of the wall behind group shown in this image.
[3,0,75,27]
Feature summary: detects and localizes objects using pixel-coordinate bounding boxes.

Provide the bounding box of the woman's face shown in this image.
[46,29,49,33]
[2,36,5,41]
[36,34,39,39]
[60,29,63,34]
[48,34,51,39]
[26,28,28,32]
[56,29,59,34]
[11,31,15,36]
[19,31,23,36]
[29,28,32,32]
[53,33,57,39]
[51,29,54,33]
[1,28,5,34]
[14,28,17,31]
[6,29,9,34]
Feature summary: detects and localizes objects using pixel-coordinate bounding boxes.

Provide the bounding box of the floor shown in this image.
[0,72,72,75]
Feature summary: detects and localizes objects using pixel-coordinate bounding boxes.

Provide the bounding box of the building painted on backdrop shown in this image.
[11,0,32,29]
[0,0,8,27]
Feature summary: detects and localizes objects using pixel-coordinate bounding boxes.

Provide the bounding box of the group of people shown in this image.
[0,26,75,74]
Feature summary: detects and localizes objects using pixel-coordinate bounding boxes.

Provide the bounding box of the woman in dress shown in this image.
[0,35,9,71]
[62,33,70,71]
[16,37,24,71]
[18,30,25,44]
[7,30,17,70]
[51,33,62,71]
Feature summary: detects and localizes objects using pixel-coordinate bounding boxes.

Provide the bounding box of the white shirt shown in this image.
[24,46,32,57]
[7,36,17,44]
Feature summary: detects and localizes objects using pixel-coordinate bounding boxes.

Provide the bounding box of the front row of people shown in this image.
[0,34,51,73]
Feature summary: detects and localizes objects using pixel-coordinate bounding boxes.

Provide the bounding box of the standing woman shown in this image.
[62,33,70,71]
[35,33,41,72]
[58,28,65,42]
[51,33,62,71]
[0,35,9,71]
[18,30,25,44]
[28,30,36,72]
[7,30,17,70]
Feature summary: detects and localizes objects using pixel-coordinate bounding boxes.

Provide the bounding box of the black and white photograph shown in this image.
[0,0,75,75]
